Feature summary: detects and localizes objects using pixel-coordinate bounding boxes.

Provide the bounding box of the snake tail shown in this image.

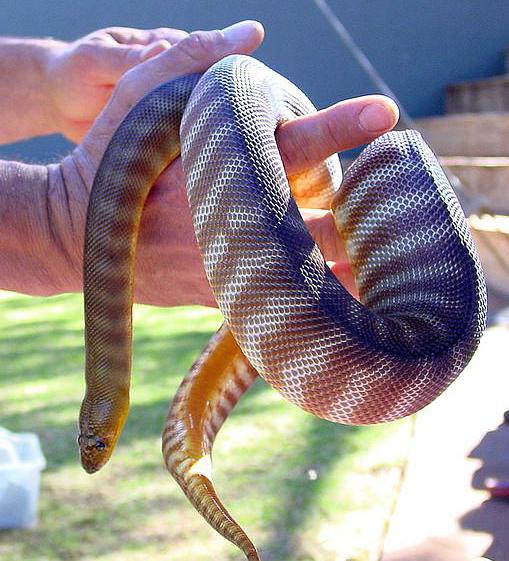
[79,73,201,473]
[163,324,259,561]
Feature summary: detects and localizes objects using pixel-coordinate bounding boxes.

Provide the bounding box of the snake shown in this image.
[78,55,487,561]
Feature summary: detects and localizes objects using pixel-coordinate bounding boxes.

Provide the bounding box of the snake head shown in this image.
[77,433,113,474]
[78,407,127,474]
[78,394,129,474]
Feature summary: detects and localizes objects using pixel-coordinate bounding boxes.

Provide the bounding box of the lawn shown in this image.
[0,291,410,561]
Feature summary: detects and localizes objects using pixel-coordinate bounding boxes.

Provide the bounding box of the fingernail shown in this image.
[359,103,397,133]
[222,20,259,45]
[140,40,171,61]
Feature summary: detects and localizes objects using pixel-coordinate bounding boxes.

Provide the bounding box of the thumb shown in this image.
[93,40,172,83]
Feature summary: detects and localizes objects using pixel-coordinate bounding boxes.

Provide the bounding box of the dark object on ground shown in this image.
[485,478,509,499]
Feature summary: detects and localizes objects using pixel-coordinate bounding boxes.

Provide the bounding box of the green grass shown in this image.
[0,291,410,561]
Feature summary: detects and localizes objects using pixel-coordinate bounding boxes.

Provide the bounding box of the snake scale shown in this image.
[78,55,487,561]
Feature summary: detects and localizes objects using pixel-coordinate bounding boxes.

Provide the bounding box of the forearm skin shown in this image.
[0,158,85,295]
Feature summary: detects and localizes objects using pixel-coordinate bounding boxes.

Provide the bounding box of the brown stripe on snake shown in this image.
[198,155,335,318]
[81,54,486,561]
[181,56,486,419]
[162,324,259,561]
[79,73,202,472]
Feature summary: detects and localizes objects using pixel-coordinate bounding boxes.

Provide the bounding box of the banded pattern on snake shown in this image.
[78,55,487,561]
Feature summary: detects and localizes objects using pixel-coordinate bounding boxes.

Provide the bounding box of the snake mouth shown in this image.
[81,460,101,475]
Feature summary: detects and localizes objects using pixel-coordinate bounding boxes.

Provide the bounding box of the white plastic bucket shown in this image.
[0,427,46,529]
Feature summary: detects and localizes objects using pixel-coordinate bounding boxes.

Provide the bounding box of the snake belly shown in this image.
[80,54,487,561]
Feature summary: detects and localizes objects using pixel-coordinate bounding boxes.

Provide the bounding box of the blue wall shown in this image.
[1,0,508,162]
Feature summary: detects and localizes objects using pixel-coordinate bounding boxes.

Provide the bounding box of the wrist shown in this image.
[47,158,88,292]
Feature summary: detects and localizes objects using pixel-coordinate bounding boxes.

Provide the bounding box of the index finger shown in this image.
[277,95,399,175]
[80,21,265,173]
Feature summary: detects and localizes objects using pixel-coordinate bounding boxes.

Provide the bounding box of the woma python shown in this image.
[78,55,487,561]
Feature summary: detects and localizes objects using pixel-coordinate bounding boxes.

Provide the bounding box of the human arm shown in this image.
[0,27,187,145]
[0,21,399,306]
[0,21,265,301]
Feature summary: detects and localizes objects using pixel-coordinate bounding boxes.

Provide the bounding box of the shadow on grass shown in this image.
[1,293,366,560]
[1,480,192,561]
[257,416,362,561]
[0,297,273,472]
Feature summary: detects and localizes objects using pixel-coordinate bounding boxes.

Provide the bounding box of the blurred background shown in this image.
[1,0,508,161]
[1,2,509,561]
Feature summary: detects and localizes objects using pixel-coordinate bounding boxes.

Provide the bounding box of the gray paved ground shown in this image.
[381,293,509,561]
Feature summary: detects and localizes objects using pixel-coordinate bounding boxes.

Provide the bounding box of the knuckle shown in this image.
[177,29,225,62]
[277,125,312,175]
[101,26,129,40]
[101,26,122,35]
[115,70,140,102]
[151,27,168,37]
[71,42,96,65]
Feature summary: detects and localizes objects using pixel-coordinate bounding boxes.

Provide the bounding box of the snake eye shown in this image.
[95,438,106,451]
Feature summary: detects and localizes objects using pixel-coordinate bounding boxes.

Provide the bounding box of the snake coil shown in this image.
[79,55,486,561]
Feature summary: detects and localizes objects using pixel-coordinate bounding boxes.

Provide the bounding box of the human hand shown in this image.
[59,20,398,307]
[45,26,189,143]
[279,97,399,298]
[135,92,399,306]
